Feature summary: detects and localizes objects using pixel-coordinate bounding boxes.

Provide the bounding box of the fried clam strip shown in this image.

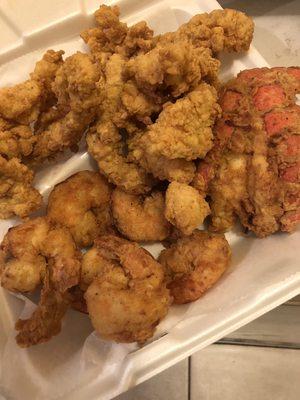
[195,67,300,236]
[0,117,36,159]
[84,235,171,343]
[159,230,231,304]
[87,54,154,194]
[80,4,154,67]
[30,52,101,163]
[0,80,43,125]
[0,217,81,346]
[47,171,113,248]
[111,188,171,241]
[158,8,254,53]
[0,156,42,219]
[30,49,65,106]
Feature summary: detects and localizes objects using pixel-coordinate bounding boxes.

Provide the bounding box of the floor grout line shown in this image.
[217,339,300,350]
[188,356,191,400]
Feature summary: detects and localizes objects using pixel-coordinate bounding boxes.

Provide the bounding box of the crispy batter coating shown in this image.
[0,80,43,124]
[165,182,210,236]
[86,53,155,194]
[129,131,196,183]
[112,188,171,241]
[31,49,64,105]
[15,271,70,347]
[47,171,113,247]
[126,41,220,98]
[130,84,220,162]
[159,8,254,53]
[199,67,300,236]
[31,111,89,163]
[0,118,36,159]
[0,156,42,219]
[0,217,81,346]
[159,230,231,304]
[84,236,171,343]
[81,5,154,66]
[52,52,101,114]
[84,235,171,343]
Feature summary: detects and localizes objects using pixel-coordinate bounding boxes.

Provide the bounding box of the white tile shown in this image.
[115,359,188,400]
[191,345,300,400]
[222,304,300,347]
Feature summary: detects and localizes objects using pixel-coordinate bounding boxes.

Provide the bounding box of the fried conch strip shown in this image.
[0,156,42,219]
[0,217,81,346]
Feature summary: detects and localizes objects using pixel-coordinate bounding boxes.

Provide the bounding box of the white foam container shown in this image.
[0,1,300,399]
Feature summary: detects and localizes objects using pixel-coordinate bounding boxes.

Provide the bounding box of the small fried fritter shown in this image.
[165,182,210,236]
[112,188,171,242]
[159,230,231,304]
[84,235,171,343]
[47,171,113,247]
[0,156,42,219]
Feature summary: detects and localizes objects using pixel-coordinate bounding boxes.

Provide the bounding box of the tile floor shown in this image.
[115,1,300,398]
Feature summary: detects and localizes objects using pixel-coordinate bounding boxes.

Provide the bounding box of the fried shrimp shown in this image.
[165,182,210,235]
[84,235,171,343]
[0,217,81,346]
[0,156,42,219]
[159,230,231,304]
[47,171,113,247]
[111,188,171,241]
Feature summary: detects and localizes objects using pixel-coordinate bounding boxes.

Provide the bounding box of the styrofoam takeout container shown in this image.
[0,0,299,399]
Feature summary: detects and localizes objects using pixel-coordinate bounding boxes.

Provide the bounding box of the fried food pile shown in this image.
[194,67,300,237]
[1,3,297,349]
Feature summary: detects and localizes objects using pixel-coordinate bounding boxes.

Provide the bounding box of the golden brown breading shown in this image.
[159,8,254,53]
[31,49,64,104]
[52,52,101,114]
[112,188,171,241]
[165,182,210,236]
[131,84,220,161]
[0,216,81,346]
[126,41,220,98]
[159,230,231,304]
[0,156,42,219]
[0,80,43,124]
[47,171,113,247]
[81,5,153,67]
[0,118,36,159]
[31,111,89,163]
[84,235,171,343]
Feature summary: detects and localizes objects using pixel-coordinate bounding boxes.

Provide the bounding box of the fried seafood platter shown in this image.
[0,2,299,353]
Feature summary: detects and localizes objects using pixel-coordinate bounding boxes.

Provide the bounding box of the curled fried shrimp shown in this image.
[47,171,113,247]
[159,230,231,304]
[0,217,81,346]
[111,188,171,242]
[0,156,42,219]
[165,182,210,235]
[84,235,171,343]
